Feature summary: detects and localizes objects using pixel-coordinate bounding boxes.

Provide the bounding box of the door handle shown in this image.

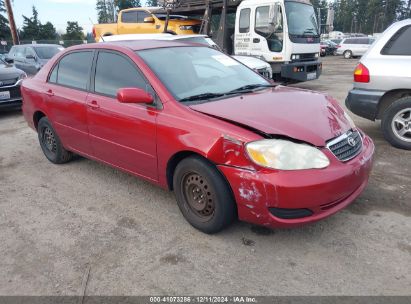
[253,38,260,43]
[45,89,54,97]
[88,100,100,109]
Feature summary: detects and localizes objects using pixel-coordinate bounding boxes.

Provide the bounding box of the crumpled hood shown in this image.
[189,86,352,147]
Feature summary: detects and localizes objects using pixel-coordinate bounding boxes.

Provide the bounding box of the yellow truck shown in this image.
[92,7,201,41]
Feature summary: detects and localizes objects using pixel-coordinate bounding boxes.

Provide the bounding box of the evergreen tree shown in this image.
[20,6,41,40]
[39,22,57,40]
[115,0,141,10]
[62,21,85,41]
[0,0,11,40]
[146,0,159,6]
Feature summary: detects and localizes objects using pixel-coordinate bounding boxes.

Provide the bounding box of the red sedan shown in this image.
[21,41,374,233]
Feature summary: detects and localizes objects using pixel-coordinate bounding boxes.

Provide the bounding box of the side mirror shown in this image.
[143,16,155,23]
[4,58,13,64]
[117,88,154,104]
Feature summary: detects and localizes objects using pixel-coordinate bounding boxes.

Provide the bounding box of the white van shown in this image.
[336,37,375,59]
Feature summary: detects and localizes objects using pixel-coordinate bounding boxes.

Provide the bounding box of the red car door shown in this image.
[45,51,94,154]
[86,50,158,181]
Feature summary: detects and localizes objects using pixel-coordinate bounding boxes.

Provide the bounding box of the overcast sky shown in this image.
[11,0,99,34]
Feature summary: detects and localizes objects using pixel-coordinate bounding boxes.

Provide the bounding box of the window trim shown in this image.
[90,49,160,108]
[381,25,411,56]
[239,8,251,33]
[46,50,96,92]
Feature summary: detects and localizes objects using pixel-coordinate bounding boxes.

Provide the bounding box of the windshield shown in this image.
[285,1,319,37]
[137,47,269,102]
[33,46,62,59]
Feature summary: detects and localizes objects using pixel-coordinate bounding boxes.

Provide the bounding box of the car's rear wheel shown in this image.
[343,50,353,59]
[381,97,411,150]
[173,155,236,234]
[38,117,73,163]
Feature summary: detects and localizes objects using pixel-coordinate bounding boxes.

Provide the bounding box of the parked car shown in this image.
[336,37,375,59]
[93,7,201,41]
[103,34,273,79]
[320,40,337,56]
[330,38,342,45]
[21,41,374,233]
[6,44,64,75]
[346,19,411,150]
[0,57,27,110]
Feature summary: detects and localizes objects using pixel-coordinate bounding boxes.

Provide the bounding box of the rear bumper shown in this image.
[346,88,385,121]
[281,60,322,82]
[218,133,374,228]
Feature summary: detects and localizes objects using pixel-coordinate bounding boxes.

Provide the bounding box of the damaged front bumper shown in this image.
[217,134,374,228]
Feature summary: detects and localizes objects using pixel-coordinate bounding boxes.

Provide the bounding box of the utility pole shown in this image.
[4,0,19,45]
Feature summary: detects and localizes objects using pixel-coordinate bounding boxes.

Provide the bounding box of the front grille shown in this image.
[0,85,21,99]
[0,78,18,87]
[291,53,317,62]
[327,130,362,162]
[257,68,271,79]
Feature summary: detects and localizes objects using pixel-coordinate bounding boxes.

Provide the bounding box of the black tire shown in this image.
[37,117,73,164]
[381,97,411,150]
[343,50,353,59]
[173,156,236,234]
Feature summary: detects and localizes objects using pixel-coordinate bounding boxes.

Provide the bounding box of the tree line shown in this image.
[0,3,86,42]
[311,0,411,34]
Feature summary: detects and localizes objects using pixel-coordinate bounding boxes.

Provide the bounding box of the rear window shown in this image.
[381,25,411,56]
[122,11,138,23]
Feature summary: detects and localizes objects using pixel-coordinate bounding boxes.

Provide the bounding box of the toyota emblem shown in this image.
[347,136,356,147]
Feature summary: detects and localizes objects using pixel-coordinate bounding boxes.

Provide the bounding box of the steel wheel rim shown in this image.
[344,51,351,58]
[391,108,411,142]
[182,172,215,220]
[42,126,57,153]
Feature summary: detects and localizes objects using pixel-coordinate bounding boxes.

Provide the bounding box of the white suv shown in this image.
[345,19,411,149]
[336,37,375,59]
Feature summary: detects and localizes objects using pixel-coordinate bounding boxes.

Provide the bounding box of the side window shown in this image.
[94,51,148,98]
[122,11,138,23]
[137,11,151,23]
[15,47,25,58]
[381,25,411,56]
[25,47,36,57]
[57,51,93,90]
[239,8,250,33]
[48,64,58,83]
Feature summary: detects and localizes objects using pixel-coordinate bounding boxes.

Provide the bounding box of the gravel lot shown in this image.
[0,56,410,296]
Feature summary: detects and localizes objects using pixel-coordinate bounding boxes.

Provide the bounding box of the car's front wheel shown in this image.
[173,156,236,234]
[38,117,73,163]
[343,50,353,59]
[381,97,411,150]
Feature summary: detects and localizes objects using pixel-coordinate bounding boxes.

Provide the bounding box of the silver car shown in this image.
[336,37,375,59]
[345,19,411,149]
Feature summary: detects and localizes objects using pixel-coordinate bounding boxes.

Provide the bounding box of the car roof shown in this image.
[66,40,204,52]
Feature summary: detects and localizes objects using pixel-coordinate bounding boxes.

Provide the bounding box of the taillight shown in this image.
[92,27,96,39]
[354,63,370,83]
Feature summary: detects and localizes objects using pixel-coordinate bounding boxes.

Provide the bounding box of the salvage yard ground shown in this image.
[0,56,410,295]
